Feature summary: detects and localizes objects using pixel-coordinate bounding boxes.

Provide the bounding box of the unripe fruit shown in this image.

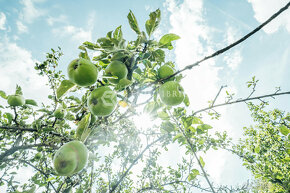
[34,152,42,160]
[53,141,88,176]
[54,108,66,119]
[87,86,117,116]
[105,61,128,84]
[159,81,185,106]
[68,58,98,87]
[158,65,175,80]
[7,95,25,106]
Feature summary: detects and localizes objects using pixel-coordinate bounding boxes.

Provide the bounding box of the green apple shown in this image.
[54,108,66,119]
[67,58,98,87]
[158,65,175,80]
[159,81,185,106]
[87,86,117,116]
[71,141,89,173]
[105,61,128,84]
[34,152,42,160]
[7,95,25,107]
[53,140,88,176]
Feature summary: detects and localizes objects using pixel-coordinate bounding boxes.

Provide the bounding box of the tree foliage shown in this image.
[0,6,289,193]
[234,102,290,192]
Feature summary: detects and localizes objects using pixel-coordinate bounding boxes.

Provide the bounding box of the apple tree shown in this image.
[0,5,290,193]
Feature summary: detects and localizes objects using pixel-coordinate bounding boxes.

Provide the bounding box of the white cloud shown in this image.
[0,12,6,30]
[0,36,50,105]
[223,26,242,70]
[165,0,218,109]
[165,0,224,186]
[52,25,92,43]
[164,0,249,188]
[248,0,290,33]
[19,0,46,23]
[47,14,67,26]
[16,21,28,33]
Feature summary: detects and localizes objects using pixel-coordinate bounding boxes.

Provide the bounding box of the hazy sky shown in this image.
[0,0,289,191]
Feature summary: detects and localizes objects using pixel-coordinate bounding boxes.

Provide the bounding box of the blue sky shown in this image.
[0,0,289,191]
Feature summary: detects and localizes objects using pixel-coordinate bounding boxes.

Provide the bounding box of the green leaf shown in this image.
[97,37,114,50]
[159,33,180,50]
[197,124,212,130]
[76,113,91,141]
[279,125,289,136]
[82,41,99,50]
[79,50,90,60]
[113,25,123,41]
[160,121,176,133]
[133,72,141,81]
[46,177,55,182]
[76,188,84,193]
[254,146,260,154]
[188,169,199,181]
[25,99,38,106]
[145,9,161,37]
[199,156,205,167]
[0,90,7,99]
[15,85,23,95]
[157,111,170,120]
[127,10,141,34]
[56,80,75,99]
[149,49,165,62]
[192,117,203,124]
[183,94,190,106]
[63,187,72,193]
[4,113,13,123]
[181,117,192,128]
[111,52,128,61]
[135,31,147,46]
[173,133,183,142]
[116,78,132,90]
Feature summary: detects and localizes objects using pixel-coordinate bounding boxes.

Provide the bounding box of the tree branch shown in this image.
[109,136,164,193]
[0,144,55,161]
[19,159,57,192]
[0,125,63,137]
[193,91,290,115]
[137,1,290,88]
[137,180,211,192]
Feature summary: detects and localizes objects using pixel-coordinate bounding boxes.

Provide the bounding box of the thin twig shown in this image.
[193,91,290,115]
[211,85,227,107]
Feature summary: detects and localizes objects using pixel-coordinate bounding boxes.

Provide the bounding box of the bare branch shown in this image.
[193,91,290,116]
[0,125,64,137]
[0,143,55,161]
[137,1,290,89]
[211,85,227,107]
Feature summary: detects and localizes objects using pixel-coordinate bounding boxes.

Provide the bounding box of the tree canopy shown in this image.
[0,3,290,193]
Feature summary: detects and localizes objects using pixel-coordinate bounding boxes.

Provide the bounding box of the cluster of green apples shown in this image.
[53,58,127,176]
[157,64,185,106]
[67,58,128,117]
[53,58,185,176]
